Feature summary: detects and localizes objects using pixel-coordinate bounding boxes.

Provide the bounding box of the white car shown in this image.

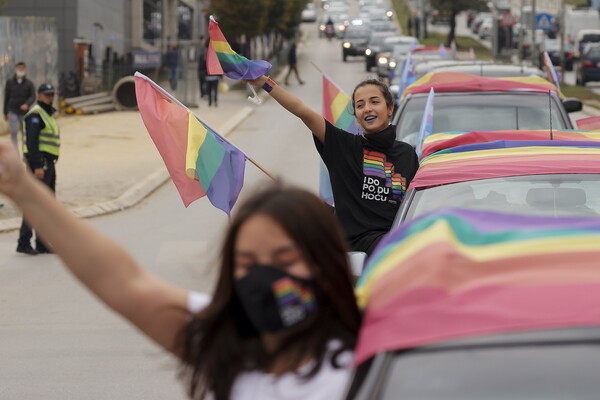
[301,4,317,22]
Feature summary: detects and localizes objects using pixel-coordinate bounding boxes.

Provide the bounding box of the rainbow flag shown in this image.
[410,141,600,190]
[542,51,560,89]
[576,116,600,131]
[415,88,434,157]
[134,72,246,214]
[421,129,600,159]
[396,53,415,102]
[354,207,600,364]
[319,74,360,204]
[207,16,271,80]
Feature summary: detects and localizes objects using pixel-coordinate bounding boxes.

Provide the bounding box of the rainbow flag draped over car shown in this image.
[206,16,272,79]
[134,72,246,214]
[402,71,560,99]
[354,207,600,365]
[319,73,360,204]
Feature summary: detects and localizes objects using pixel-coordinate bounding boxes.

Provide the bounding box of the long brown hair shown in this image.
[178,185,361,400]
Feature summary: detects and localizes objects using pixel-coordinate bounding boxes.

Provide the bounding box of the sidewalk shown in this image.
[0,79,265,232]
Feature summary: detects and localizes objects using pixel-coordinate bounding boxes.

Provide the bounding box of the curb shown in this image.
[0,103,258,233]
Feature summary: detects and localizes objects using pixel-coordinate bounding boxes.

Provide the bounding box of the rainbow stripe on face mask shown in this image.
[273,277,316,311]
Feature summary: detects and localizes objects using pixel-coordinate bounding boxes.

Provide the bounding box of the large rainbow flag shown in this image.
[206,16,271,80]
[402,71,559,99]
[354,207,600,365]
[319,73,360,204]
[134,72,246,214]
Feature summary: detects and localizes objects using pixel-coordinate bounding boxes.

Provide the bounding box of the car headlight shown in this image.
[365,48,372,56]
[319,25,325,31]
[338,25,346,31]
[389,61,396,68]
[378,56,388,64]
[343,42,351,48]
[386,11,393,17]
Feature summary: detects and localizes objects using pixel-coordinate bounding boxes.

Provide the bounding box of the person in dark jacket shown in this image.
[283,42,305,86]
[17,83,60,255]
[3,62,35,149]
[165,44,180,91]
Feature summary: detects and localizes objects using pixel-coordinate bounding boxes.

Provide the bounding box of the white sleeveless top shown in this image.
[187,292,354,400]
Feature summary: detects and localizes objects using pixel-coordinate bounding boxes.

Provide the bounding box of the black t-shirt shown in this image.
[314,121,418,253]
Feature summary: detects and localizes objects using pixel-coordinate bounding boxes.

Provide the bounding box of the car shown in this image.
[367,35,416,73]
[576,43,600,86]
[429,8,450,24]
[365,32,399,71]
[428,63,545,78]
[301,3,317,22]
[574,29,600,57]
[319,13,349,38]
[342,26,371,61]
[393,72,582,147]
[382,46,445,80]
[344,157,600,398]
[538,38,574,71]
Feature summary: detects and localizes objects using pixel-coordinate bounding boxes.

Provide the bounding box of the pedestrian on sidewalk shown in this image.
[165,44,180,91]
[0,148,361,400]
[16,83,60,255]
[197,36,208,99]
[246,76,418,256]
[205,73,222,107]
[3,62,36,149]
[284,42,305,85]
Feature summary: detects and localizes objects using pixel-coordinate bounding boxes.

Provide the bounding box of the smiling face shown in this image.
[233,215,312,280]
[353,84,394,134]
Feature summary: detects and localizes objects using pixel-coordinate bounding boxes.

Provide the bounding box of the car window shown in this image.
[405,174,600,221]
[379,341,600,399]
[582,34,600,43]
[586,47,600,57]
[395,93,567,146]
[346,29,370,38]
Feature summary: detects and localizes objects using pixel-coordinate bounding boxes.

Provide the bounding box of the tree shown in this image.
[430,0,486,46]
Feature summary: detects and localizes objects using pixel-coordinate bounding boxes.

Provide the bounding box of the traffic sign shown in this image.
[536,13,554,31]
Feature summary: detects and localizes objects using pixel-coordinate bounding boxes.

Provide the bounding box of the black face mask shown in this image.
[234,265,318,333]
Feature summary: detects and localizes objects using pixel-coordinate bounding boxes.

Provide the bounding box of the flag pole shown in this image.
[134,72,277,181]
[310,61,324,74]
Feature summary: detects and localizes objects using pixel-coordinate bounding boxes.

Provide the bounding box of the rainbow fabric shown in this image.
[542,51,560,89]
[319,73,359,204]
[206,17,271,80]
[403,72,559,99]
[415,87,434,156]
[410,139,600,191]
[421,129,600,159]
[354,207,600,365]
[577,116,600,131]
[396,54,416,102]
[135,72,246,214]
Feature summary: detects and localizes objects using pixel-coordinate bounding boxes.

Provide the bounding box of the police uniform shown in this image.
[17,83,60,255]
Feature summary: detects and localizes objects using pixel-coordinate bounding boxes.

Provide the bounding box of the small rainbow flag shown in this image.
[542,51,560,89]
[134,72,246,214]
[415,87,434,157]
[319,73,360,204]
[207,16,272,80]
[576,116,600,131]
[354,207,600,364]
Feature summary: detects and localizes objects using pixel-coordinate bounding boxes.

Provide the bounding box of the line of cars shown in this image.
[342,27,599,395]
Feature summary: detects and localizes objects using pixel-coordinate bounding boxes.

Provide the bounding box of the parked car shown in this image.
[393,72,581,147]
[428,63,544,78]
[342,26,372,61]
[576,43,600,86]
[539,38,574,71]
[574,29,600,57]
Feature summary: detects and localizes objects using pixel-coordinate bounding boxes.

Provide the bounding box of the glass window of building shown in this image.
[177,2,193,40]
[144,0,163,45]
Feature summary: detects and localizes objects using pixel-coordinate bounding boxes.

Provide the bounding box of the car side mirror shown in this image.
[562,97,583,113]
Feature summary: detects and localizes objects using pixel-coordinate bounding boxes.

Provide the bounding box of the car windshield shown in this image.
[582,34,600,43]
[395,93,567,146]
[405,174,600,221]
[586,47,600,57]
[379,335,600,399]
[369,35,391,47]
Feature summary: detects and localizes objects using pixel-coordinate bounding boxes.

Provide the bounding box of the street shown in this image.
[0,22,372,399]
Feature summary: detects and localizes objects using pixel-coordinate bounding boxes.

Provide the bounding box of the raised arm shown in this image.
[247,76,326,143]
[0,142,189,354]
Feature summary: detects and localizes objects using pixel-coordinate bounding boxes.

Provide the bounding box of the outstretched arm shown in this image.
[0,142,189,354]
[247,76,326,143]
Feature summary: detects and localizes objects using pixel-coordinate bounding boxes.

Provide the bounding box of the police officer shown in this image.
[16,83,60,255]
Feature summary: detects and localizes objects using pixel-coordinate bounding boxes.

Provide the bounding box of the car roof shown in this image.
[430,64,544,78]
[353,203,600,364]
[403,71,558,98]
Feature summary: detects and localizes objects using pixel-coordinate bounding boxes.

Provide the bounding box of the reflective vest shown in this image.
[23,103,60,157]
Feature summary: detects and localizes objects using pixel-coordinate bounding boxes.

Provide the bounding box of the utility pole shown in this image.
[559,0,566,82]
[531,0,537,65]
